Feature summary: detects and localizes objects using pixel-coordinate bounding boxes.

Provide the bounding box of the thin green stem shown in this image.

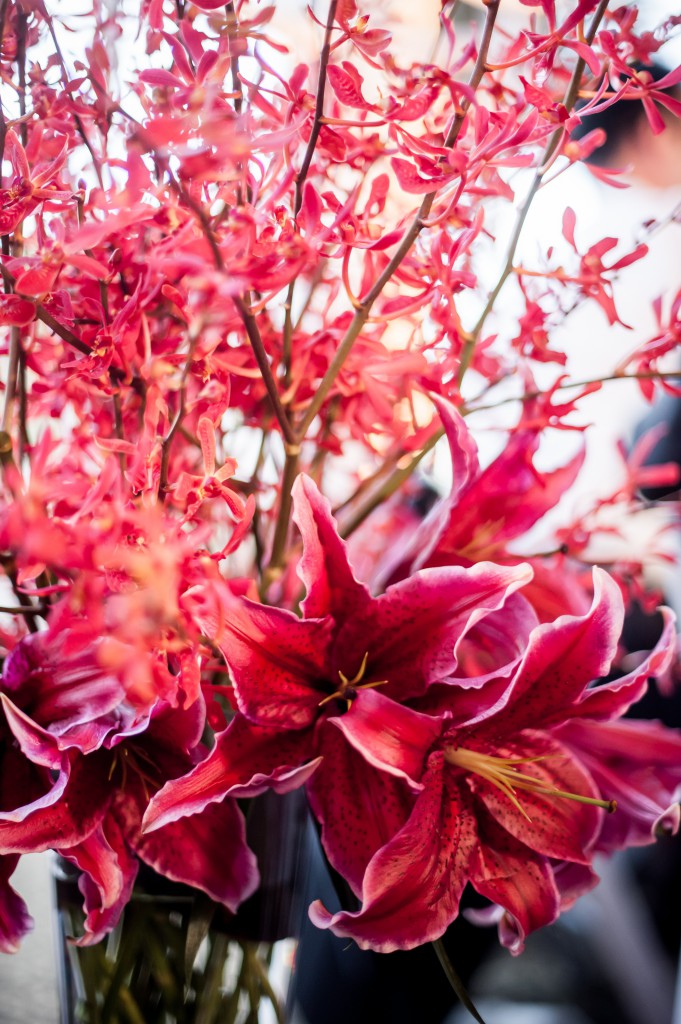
[464,369,681,416]
[294,0,338,219]
[158,333,199,500]
[432,939,487,1024]
[263,446,300,585]
[340,428,444,539]
[2,325,21,436]
[233,295,298,447]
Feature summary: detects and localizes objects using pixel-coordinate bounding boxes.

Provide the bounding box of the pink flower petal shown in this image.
[0,855,33,953]
[307,721,415,895]
[557,718,681,852]
[469,568,622,731]
[470,731,602,864]
[573,607,676,720]
[292,474,370,621]
[129,797,259,913]
[334,562,533,702]
[309,753,477,952]
[0,752,110,854]
[59,814,138,946]
[472,812,560,955]
[328,689,440,788]
[143,715,318,833]
[217,596,334,729]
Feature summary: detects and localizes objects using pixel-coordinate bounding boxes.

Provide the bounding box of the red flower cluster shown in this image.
[0,0,679,974]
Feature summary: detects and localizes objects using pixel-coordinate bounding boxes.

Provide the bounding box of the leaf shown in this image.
[432,939,488,1024]
[184,893,217,983]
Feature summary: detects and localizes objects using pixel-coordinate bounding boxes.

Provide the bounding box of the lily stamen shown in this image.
[318,651,388,709]
[445,746,616,821]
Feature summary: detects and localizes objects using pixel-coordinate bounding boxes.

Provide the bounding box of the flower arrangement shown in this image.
[1,0,681,1020]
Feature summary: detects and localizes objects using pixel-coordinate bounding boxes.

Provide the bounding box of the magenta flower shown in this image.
[309,570,678,954]
[143,474,532,834]
[382,400,581,571]
[0,855,32,954]
[0,634,258,944]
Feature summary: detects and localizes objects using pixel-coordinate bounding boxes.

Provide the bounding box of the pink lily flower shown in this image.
[143,473,532,832]
[0,855,32,954]
[0,635,258,944]
[309,570,678,953]
[375,398,590,620]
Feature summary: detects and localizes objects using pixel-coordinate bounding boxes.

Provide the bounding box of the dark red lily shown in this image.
[0,635,259,944]
[143,473,531,835]
[309,571,678,953]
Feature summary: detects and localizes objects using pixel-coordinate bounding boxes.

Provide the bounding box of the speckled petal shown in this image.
[470,731,602,864]
[309,752,477,952]
[307,720,416,895]
[327,688,441,788]
[333,562,533,702]
[471,807,560,955]
[218,597,335,728]
[466,568,623,731]
[557,717,681,852]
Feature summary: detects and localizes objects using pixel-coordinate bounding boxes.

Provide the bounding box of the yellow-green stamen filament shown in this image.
[444,746,616,821]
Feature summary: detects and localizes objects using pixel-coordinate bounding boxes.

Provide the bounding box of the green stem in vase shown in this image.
[432,939,487,1024]
[248,945,286,1024]
[194,933,230,1024]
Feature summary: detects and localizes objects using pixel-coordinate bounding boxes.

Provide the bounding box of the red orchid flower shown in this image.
[0,129,71,236]
[173,415,250,523]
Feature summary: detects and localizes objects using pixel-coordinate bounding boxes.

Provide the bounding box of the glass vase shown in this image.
[53,790,312,1024]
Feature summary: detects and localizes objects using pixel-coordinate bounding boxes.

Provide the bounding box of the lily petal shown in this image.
[472,808,560,955]
[0,752,110,854]
[143,715,318,833]
[328,689,441,787]
[573,607,676,720]
[309,752,477,952]
[216,596,334,729]
[470,730,602,864]
[59,815,138,946]
[128,796,259,913]
[334,562,533,702]
[0,855,33,953]
[557,717,681,851]
[467,568,622,730]
[307,718,417,895]
[292,474,371,621]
